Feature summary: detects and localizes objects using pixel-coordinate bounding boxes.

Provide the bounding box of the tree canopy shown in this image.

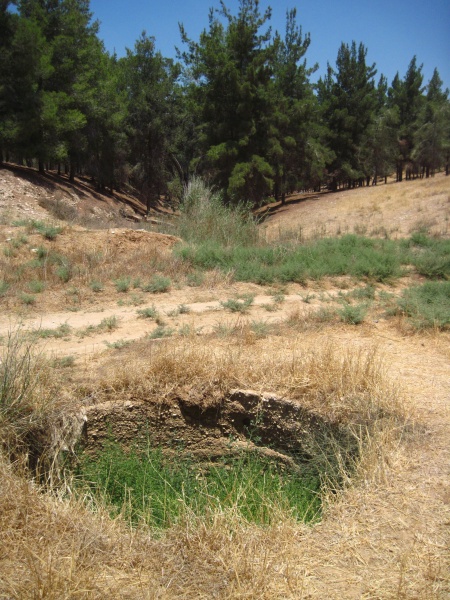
[1,0,449,208]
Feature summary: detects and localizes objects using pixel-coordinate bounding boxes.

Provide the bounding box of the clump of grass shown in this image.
[300,292,315,304]
[51,355,75,368]
[346,284,376,301]
[405,234,450,279]
[99,316,119,331]
[0,281,9,297]
[30,324,71,340]
[221,295,254,313]
[105,339,131,350]
[137,305,159,319]
[142,275,171,293]
[32,221,62,240]
[178,177,259,247]
[114,277,131,293]
[19,292,35,305]
[250,320,272,338]
[178,324,196,337]
[55,263,72,283]
[213,322,235,338]
[148,325,173,339]
[75,441,321,529]
[89,280,104,293]
[397,281,450,330]
[27,280,45,294]
[0,330,56,466]
[3,246,16,258]
[186,271,205,287]
[338,302,368,325]
[167,304,191,317]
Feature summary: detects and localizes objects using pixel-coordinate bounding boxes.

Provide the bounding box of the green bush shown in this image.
[142,275,171,293]
[114,277,131,293]
[338,302,368,325]
[137,305,159,319]
[0,281,9,297]
[397,281,450,330]
[220,295,254,313]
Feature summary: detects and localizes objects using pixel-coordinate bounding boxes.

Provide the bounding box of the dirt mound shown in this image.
[51,226,180,256]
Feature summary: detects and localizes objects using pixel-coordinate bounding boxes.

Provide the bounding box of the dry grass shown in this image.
[263,173,450,242]
[0,329,414,599]
[80,334,403,427]
[0,329,407,599]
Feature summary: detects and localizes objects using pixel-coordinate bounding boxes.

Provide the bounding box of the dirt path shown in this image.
[0,287,326,357]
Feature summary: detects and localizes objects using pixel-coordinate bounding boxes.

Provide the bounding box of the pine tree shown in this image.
[120,32,180,212]
[412,69,450,177]
[388,57,425,180]
[317,41,377,190]
[0,2,19,163]
[270,9,330,200]
[180,0,276,204]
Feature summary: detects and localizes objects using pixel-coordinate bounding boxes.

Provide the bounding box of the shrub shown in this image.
[19,292,35,305]
[178,177,259,247]
[55,263,72,283]
[397,281,450,330]
[0,281,9,297]
[338,302,368,325]
[137,305,159,319]
[89,280,104,293]
[142,275,171,293]
[220,295,254,313]
[114,277,131,293]
[27,280,45,294]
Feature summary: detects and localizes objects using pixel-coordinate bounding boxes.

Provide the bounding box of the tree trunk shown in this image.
[69,162,76,183]
[38,160,45,174]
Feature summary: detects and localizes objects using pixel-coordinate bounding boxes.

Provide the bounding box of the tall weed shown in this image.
[178,177,259,247]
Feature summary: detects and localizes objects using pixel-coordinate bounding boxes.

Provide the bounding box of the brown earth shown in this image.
[0,165,449,598]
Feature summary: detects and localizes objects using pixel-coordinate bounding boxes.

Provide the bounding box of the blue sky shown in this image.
[93,0,448,90]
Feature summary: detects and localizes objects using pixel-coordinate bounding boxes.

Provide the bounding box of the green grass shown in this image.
[142,275,171,293]
[75,440,321,529]
[337,302,369,325]
[104,339,131,350]
[148,325,173,339]
[55,263,72,283]
[137,305,159,319]
[0,281,9,297]
[17,220,63,240]
[89,280,104,293]
[178,177,259,247]
[29,324,71,339]
[19,292,35,305]
[176,232,450,286]
[114,277,131,293]
[52,355,76,368]
[397,281,450,330]
[27,280,46,294]
[177,235,406,284]
[405,235,450,279]
[220,295,254,313]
